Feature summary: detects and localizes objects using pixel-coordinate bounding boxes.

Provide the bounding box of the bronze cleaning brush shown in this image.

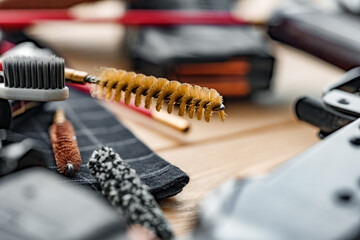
[66,67,226,122]
[49,109,81,177]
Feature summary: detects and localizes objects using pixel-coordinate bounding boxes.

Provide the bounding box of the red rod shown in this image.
[0,9,247,30]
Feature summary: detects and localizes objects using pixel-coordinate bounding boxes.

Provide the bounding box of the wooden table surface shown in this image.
[26,4,345,236]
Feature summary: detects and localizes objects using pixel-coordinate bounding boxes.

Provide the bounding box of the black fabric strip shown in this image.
[10,88,189,199]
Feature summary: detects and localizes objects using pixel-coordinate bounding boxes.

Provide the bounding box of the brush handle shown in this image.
[0,9,247,30]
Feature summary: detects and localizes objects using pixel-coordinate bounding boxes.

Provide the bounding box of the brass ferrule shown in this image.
[65,68,88,84]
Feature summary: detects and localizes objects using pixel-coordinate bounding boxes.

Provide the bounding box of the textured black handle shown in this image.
[295,96,355,135]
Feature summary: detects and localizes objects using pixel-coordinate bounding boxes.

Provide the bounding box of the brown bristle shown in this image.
[49,111,81,177]
[204,89,222,122]
[218,110,226,122]
[156,81,181,112]
[188,85,203,119]
[124,73,145,105]
[105,70,122,100]
[95,68,115,99]
[196,88,211,121]
[135,76,157,107]
[113,70,129,102]
[167,83,190,114]
[94,68,226,121]
[144,78,168,109]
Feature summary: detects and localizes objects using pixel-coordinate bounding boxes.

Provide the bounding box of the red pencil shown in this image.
[0,9,247,30]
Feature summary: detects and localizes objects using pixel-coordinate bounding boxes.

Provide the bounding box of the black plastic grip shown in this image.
[295,96,356,134]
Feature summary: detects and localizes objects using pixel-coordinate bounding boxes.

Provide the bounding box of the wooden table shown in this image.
[26,13,345,237]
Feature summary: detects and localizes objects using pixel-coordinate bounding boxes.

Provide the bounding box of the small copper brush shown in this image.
[49,109,81,177]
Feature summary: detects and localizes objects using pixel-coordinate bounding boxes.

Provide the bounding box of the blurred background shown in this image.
[0,0,359,237]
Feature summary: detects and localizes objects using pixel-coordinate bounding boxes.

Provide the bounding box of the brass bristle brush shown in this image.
[49,109,81,177]
[1,56,226,122]
[67,68,226,122]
